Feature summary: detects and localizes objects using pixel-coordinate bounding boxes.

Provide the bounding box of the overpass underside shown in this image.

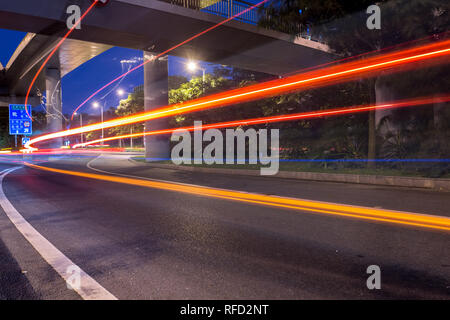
[0,0,331,75]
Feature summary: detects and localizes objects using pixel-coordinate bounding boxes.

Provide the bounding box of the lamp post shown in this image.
[187,61,205,83]
[130,125,133,149]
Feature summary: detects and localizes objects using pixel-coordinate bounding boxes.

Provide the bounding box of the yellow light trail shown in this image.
[25,163,450,232]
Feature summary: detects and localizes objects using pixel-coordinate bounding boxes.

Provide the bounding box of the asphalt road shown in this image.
[0,153,449,299]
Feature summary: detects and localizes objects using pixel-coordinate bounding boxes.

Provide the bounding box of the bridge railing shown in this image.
[165,0,259,25]
[203,0,259,25]
[163,0,325,43]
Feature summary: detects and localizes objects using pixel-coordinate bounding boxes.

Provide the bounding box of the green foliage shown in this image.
[169,75,188,90]
[168,69,271,126]
[85,121,101,141]
[109,89,145,137]
[169,74,231,104]
[257,0,450,176]
[169,68,371,161]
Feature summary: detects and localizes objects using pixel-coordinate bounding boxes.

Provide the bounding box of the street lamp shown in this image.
[186,61,205,82]
[187,61,197,72]
[117,89,125,96]
[93,101,104,145]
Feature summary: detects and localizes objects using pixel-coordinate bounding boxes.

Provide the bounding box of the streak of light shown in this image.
[70,0,271,120]
[72,95,450,148]
[24,163,450,232]
[282,31,450,77]
[24,0,99,118]
[26,40,450,150]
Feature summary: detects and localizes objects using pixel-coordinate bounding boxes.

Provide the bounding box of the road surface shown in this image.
[0,153,449,299]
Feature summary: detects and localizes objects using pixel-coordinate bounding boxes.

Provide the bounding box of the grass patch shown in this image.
[131,156,450,178]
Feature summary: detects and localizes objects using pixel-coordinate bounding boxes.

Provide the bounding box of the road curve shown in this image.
[0,154,449,299]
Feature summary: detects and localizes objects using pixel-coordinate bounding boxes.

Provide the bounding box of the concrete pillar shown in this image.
[143,52,169,161]
[45,67,63,147]
[375,78,397,137]
[433,96,445,128]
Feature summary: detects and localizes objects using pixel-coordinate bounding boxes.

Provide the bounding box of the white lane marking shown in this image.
[0,166,117,300]
[87,154,256,191]
[0,167,13,175]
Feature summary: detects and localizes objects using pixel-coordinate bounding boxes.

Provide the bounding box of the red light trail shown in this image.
[72,95,450,148]
[70,0,270,121]
[24,0,99,119]
[281,31,450,77]
[25,39,450,150]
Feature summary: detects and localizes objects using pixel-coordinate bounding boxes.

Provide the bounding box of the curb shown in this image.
[129,159,450,192]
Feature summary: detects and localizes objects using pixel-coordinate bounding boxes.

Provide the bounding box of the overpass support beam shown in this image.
[45,67,63,146]
[144,52,169,160]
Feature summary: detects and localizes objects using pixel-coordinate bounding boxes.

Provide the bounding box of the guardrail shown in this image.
[163,0,324,43]
[165,0,260,25]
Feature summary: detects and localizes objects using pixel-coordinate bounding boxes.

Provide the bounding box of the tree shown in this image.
[109,87,145,138]
[31,110,47,134]
[168,69,271,127]
[169,67,371,163]
[85,119,102,141]
[169,75,188,90]
[259,0,449,166]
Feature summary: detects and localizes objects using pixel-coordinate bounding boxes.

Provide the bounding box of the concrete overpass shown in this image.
[0,0,331,75]
[1,33,111,106]
[0,32,111,144]
[0,0,333,153]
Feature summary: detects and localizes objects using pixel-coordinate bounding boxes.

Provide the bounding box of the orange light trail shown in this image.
[24,163,450,232]
[24,0,99,119]
[70,0,270,121]
[281,31,450,77]
[26,40,450,150]
[73,95,450,148]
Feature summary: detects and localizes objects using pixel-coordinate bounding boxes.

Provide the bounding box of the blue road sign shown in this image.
[9,104,32,135]
[22,137,30,146]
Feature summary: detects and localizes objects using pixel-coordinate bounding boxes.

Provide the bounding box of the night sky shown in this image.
[0,28,215,116]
